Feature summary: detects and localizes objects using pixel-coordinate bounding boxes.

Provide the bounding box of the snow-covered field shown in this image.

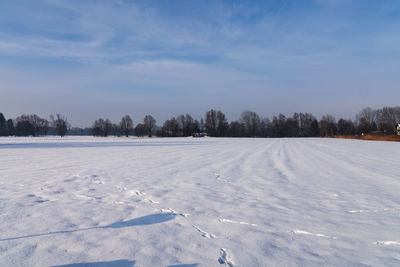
[1,137,399,266]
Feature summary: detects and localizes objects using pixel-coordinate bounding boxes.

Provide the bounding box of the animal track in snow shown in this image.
[218,248,234,266]
[124,188,161,205]
[290,230,337,239]
[116,186,127,191]
[75,194,99,201]
[27,194,54,203]
[91,177,104,184]
[126,189,146,196]
[161,208,189,217]
[135,190,145,196]
[34,198,50,203]
[64,175,80,182]
[376,241,400,246]
[215,172,228,182]
[218,218,257,227]
[192,225,215,239]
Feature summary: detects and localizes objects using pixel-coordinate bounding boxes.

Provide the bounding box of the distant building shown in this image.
[397,123,400,136]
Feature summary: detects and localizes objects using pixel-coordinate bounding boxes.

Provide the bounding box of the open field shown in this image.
[1,137,400,266]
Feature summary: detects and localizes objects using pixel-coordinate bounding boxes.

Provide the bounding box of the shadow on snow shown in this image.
[0,213,176,241]
[52,260,136,267]
[51,260,198,267]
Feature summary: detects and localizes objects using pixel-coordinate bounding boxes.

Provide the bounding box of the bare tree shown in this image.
[337,118,355,135]
[104,119,112,137]
[199,118,205,133]
[227,121,245,137]
[111,123,122,137]
[319,115,337,136]
[0,113,7,136]
[376,107,400,134]
[205,109,217,137]
[7,119,14,136]
[15,120,34,136]
[161,117,179,137]
[259,117,271,137]
[356,107,377,125]
[134,123,147,137]
[30,114,49,136]
[91,118,104,137]
[50,114,69,137]
[120,115,133,137]
[91,118,112,137]
[269,114,287,137]
[16,114,48,136]
[143,115,156,137]
[285,117,298,137]
[298,113,319,137]
[240,111,261,137]
[217,111,229,137]
[176,114,199,136]
[356,107,377,134]
[205,109,229,137]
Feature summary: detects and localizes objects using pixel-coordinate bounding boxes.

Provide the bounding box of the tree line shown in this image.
[0,113,69,137]
[1,106,399,138]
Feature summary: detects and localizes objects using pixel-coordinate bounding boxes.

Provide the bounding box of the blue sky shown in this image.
[1,0,399,127]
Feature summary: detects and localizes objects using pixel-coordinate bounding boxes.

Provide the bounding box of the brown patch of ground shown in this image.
[333,133,400,142]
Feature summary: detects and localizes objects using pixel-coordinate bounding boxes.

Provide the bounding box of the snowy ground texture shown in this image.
[1,137,400,267]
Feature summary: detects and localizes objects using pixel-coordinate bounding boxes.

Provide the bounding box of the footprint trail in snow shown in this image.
[218,248,234,266]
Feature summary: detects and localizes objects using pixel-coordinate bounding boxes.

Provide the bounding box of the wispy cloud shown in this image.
[1,0,400,125]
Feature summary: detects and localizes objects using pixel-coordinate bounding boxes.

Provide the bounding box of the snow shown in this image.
[0,136,400,266]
